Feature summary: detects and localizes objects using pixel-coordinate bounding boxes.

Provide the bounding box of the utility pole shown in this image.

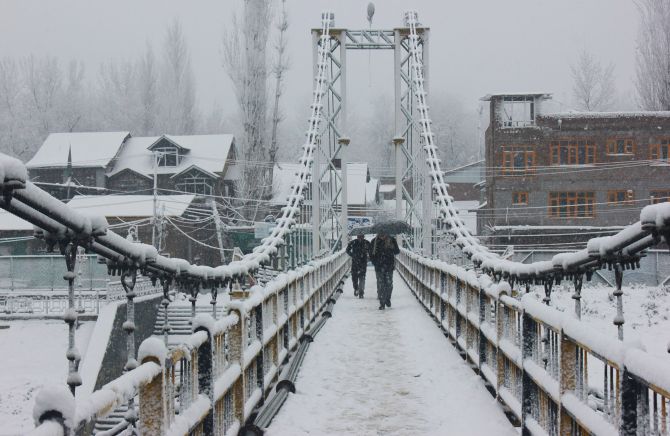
[211,199,226,263]
[152,151,159,249]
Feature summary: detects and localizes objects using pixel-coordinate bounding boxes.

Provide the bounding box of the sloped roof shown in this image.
[26,131,130,169]
[108,134,235,178]
[366,177,379,205]
[0,194,195,231]
[271,163,302,206]
[480,92,552,101]
[0,210,34,231]
[67,194,195,217]
[270,162,375,206]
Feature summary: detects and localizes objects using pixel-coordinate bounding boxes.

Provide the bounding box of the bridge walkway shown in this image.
[269,267,516,435]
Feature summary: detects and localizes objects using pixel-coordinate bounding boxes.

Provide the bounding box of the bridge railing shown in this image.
[30,250,349,435]
[397,249,670,436]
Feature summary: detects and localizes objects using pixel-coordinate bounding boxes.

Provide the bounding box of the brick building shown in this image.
[479,92,670,247]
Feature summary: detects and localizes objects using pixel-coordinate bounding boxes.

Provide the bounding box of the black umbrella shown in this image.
[349,225,374,236]
[369,219,411,235]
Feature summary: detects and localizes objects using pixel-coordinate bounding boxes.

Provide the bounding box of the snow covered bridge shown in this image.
[268,267,516,436]
[1,8,670,436]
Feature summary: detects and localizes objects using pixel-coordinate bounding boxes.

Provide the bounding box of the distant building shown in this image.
[26,131,131,198]
[480,92,670,248]
[271,162,381,217]
[443,160,484,202]
[26,132,239,200]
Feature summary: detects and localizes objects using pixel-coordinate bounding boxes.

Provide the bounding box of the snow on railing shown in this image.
[30,250,348,435]
[398,250,670,436]
[403,10,670,285]
[21,12,346,434]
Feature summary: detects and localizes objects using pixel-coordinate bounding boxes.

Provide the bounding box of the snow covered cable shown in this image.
[403,10,664,282]
[0,13,336,285]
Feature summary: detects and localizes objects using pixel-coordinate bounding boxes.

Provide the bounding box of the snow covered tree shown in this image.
[137,43,158,135]
[158,20,197,134]
[97,59,138,131]
[635,0,670,110]
[268,0,290,186]
[222,0,273,218]
[570,50,616,112]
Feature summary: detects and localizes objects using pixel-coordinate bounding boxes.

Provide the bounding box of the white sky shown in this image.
[0,0,640,117]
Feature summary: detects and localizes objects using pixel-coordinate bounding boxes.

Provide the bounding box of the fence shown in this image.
[30,251,350,436]
[0,255,109,292]
[0,276,161,316]
[397,250,670,436]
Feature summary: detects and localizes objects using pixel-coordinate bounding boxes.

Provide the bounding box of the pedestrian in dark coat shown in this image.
[368,233,400,310]
[346,234,370,298]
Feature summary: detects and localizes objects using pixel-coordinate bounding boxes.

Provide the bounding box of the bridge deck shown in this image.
[269,267,516,435]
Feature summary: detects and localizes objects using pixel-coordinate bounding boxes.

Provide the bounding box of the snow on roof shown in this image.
[108,134,235,178]
[480,92,552,101]
[0,210,34,231]
[26,132,130,169]
[67,194,195,217]
[341,163,369,205]
[270,162,373,206]
[271,163,302,205]
[453,201,478,235]
[539,111,670,120]
[366,178,379,205]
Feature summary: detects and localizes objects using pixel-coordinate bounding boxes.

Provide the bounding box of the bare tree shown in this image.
[159,20,197,134]
[0,58,28,158]
[570,50,616,112]
[97,59,138,131]
[635,0,670,110]
[268,0,290,183]
[137,43,158,135]
[222,0,273,217]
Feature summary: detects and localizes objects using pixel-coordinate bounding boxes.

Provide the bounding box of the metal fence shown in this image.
[0,254,163,316]
[0,254,109,292]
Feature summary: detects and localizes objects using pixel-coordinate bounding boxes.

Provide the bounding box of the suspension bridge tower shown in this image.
[310,12,434,255]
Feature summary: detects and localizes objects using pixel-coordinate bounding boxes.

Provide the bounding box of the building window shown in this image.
[176,170,214,195]
[548,192,595,218]
[502,146,536,175]
[649,138,670,162]
[607,190,634,205]
[650,190,670,204]
[549,140,596,165]
[500,96,536,128]
[154,146,180,167]
[512,191,529,205]
[606,138,634,155]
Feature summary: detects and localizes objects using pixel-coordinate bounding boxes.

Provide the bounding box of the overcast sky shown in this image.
[0,0,640,118]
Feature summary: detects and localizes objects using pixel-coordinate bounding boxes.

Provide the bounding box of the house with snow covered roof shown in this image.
[26,131,131,198]
[271,162,380,217]
[106,134,238,197]
[480,92,670,247]
[25,132,239,200]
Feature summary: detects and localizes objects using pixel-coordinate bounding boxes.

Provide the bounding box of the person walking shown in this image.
[368,232,400,310]
[346,234,370,298]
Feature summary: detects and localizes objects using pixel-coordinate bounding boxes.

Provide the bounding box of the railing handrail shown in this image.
[29,249,349,435]
[398,249,670,435]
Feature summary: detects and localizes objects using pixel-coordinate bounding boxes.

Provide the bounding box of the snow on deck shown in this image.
[269,267,515,435]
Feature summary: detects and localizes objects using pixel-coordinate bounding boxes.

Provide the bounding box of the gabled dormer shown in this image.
[147,135,191,167]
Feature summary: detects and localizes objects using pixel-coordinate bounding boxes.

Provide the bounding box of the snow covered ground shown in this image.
[530,283,670,359]
[269,267,516,436]
[0,320,94,435]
